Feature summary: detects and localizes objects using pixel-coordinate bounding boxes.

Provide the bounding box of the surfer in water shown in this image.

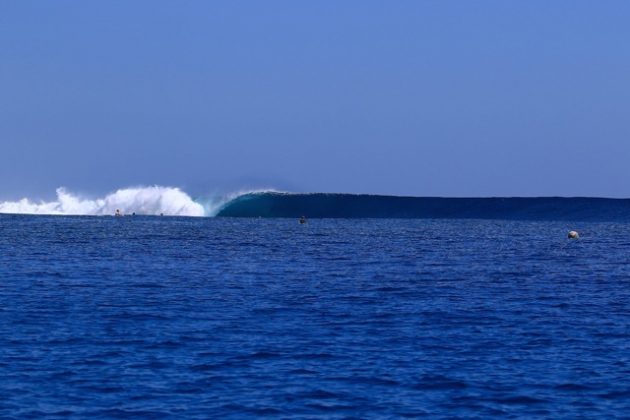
[299,216,307,224]
[115,209,122,217]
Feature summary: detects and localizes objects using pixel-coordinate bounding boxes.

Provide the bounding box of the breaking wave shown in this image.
[5,188,629,221]
[217,192,630,221]
[0,186,206,217]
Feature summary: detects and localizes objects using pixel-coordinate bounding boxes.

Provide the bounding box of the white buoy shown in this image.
[568,230,579,239]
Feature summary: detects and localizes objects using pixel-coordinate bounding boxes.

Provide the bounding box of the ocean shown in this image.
[1,214,629,418]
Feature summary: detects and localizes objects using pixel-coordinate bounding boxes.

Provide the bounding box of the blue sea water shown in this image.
[1,215,629,418]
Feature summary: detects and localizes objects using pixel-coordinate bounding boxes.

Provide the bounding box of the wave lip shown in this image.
[0,186,205,217]
[216,192,630,221]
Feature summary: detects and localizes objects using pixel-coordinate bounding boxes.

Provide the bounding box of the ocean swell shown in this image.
[216,192,630,221]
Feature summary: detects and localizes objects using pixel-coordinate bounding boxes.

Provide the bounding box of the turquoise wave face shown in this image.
[217,193,630,221]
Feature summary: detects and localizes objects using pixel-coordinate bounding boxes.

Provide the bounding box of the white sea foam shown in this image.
[0,186,206,217]
[0,186,287,217]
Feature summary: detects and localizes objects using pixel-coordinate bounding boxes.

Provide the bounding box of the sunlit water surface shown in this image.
[1,216,629,418]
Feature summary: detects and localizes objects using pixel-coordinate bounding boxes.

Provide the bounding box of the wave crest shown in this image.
[0,186,206,217]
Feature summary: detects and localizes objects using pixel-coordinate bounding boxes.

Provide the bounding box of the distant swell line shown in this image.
[216,193,630,221]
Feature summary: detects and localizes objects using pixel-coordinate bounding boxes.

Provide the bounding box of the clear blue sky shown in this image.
[1,1,629,199]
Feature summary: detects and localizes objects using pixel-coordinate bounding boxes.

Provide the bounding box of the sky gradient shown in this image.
[1,1,629,199]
